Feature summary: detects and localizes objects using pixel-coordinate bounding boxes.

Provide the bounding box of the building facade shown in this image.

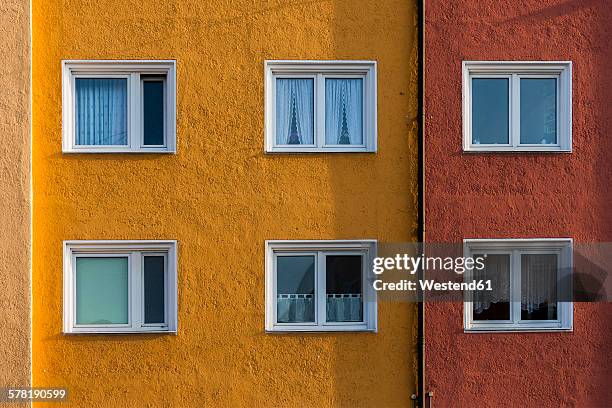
[0,0,31,400]
[30,0,419,406]
[2,0,611,406]
[425,0,612,406]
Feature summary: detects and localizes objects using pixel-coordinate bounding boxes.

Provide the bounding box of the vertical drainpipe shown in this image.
[416,0,426,406]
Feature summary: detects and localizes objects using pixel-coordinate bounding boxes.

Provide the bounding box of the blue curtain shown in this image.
[75,78,128,146]
[275,78,314,145]
[325,78,363,145]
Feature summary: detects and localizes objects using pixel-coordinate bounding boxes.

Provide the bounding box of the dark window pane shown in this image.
[326,255,363,322]
[521,254,558,320]
[143,80,165,145]
[276,256,315,323]
[472,78,509,145]
[144,256,165,324]
[520,78,557,145]
[473,254,510,320]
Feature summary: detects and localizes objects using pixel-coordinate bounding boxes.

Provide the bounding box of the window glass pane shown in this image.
[144,256,165,324]
[471,78,509,145]
[521,254,558,320]
[520,78,557,144]
[143,80,165,146]
[473,254,510,320]
[76,257,129,324]
[326,255,363,322]
[325,78,363,145]
[275,79,314,145]
[75,78,128,146]
[276,255,315,323]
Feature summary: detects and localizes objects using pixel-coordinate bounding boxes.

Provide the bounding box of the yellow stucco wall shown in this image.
[32,0,419,406]
[0,0,31,398]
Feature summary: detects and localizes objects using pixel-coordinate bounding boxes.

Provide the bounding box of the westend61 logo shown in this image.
[371,254,493,292]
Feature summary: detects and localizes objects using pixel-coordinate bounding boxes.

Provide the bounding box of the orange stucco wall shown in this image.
[32,0,419,406]
[0,0,31,398]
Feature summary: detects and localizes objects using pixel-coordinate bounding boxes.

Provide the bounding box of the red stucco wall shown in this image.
[425,0,612,406]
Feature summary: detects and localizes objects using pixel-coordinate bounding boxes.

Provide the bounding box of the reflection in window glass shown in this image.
[520,78,557,145]
[472,254,510,320]
[472,78,509,145]
[276,256,315,323]
[326,255,363,322]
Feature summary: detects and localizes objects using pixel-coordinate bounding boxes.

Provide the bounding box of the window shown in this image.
[464,239,573,332]
[265,240,377,332]
[62,60,176,153]
[463,61,572,152]
[63,240,178,333]
[265,61,377,153]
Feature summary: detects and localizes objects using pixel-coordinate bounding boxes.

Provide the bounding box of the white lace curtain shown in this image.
[75,78,128,146]
[275,78,314,145]
[473,255,510,314]
[473,253,557,314]
[521,254,557,313]
[277,294,314,323]
[325,79,363,145]
[276,294,362,322]
[326,294,362,322]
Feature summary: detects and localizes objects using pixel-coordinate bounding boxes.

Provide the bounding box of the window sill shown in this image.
[63,148,176,154]
[463,147,572,153]
[266,326,377,333]
[265,147,376,154]
[64,329,177,335]
[464,327,573,333]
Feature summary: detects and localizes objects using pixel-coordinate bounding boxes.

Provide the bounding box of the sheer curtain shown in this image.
[325,78,363,145]
[277,294,314,322]
[473,255,510,314]
[326,294,362,322]
[275,78,314,145]
[75,78,128,146]
[521,254,557,314]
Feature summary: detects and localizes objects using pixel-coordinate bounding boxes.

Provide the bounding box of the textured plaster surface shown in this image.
[32,0,419,406]
[425,0,612,406]
[0,0,31,398]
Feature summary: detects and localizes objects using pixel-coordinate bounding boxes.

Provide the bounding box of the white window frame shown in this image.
[463,238,573,332]
[462,61,572,152]
[265,240,377,332]
[63,240,178,334]
[62,60,177,153]
[264,61,377,153]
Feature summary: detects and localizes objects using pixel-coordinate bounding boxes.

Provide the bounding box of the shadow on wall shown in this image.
[589,0,612,403]
[30,0,420,405]
[494,0,602,25]
[261,0,419,405]
[328,0,418,406]
[496,1,612,405]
